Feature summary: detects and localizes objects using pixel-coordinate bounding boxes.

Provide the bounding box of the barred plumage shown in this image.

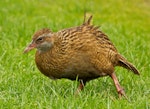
[24,16,139,98]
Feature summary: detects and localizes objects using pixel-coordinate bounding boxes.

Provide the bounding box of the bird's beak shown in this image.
[24,42,36,53]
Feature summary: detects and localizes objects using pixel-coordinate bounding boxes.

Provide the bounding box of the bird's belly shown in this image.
[37,62,108,81]
[60,65,108,81]
[36,52,108,80]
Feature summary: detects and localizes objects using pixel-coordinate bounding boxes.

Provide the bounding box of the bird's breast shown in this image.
[35,50,67,79]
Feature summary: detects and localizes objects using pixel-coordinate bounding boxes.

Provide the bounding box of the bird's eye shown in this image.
[37,37,43,42]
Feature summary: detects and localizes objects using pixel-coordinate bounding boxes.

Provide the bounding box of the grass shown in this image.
[0,0,150,108]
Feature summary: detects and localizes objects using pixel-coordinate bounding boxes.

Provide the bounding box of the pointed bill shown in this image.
[24,42,36,53]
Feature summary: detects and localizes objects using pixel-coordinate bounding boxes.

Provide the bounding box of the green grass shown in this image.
[0,0,150,108]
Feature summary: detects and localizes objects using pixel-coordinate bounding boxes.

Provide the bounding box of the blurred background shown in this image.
[0,0,149,108]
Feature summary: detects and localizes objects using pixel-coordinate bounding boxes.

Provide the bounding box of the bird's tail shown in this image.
[117,54,140,75]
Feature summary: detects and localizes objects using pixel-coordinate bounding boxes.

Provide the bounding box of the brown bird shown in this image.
[24,16,139,98]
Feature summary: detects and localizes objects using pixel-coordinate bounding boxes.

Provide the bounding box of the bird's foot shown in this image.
[74,80,85,96]
[118,88,126,98]
[118,88,130,102]
[74,88,81,96]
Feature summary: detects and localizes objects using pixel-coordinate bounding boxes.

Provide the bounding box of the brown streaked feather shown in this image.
[117,54,140,75]
[33,28,52,39]
[33,16,139,81]
[25,15,140,98]
[83,15,93,25]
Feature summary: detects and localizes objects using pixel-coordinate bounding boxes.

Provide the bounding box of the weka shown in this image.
[24,16,139,98]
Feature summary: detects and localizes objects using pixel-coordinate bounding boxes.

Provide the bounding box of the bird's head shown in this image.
[24,28,54,53]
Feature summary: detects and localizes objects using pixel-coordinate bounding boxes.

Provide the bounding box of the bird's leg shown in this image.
[75,80,86,95]
[110,72,128,99]
[78,80,85,91]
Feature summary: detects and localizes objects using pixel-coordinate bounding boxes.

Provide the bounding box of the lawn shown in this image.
[0,0,149,109]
